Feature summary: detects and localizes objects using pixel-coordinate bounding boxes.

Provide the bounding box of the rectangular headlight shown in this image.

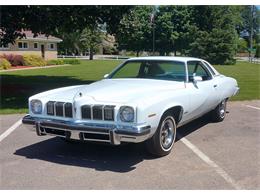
[30,99,42,114]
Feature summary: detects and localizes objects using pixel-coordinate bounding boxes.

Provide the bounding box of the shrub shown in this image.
[47,59,64,65]
[23,54,47,66]
[63,58,80,64]
[0,58,12,69]
[224,58,236,65]
[2,54,24,66]
[237,38,248,53]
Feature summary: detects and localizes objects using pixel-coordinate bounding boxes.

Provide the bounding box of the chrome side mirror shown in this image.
[193,76,203,82]
[103,74,109,79]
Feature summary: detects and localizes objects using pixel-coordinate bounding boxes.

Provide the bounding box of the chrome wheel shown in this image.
[211,99,228,122]
[219,100,226,119]
[146,114,177,156]
[159,117,176,151]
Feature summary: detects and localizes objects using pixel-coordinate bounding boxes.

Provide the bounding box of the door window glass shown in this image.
[187,61,212,81]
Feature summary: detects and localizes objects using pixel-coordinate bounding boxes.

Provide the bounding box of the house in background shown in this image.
[0,30,62,60]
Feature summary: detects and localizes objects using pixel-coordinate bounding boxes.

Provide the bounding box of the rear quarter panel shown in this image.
[216,75,238,101]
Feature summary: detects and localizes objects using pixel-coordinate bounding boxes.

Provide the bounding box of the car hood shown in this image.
[36,79,185,104]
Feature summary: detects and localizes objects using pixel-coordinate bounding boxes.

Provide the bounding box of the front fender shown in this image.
[135,88,189,136]
[137,101,185,136]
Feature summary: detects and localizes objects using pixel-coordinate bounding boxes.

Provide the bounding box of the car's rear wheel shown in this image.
[211,99,227,122]
[146,114,176,157]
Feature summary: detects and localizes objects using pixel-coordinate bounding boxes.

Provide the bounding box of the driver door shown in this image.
[185,61,220,121]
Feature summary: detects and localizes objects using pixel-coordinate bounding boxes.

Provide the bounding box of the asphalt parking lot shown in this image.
[0,100,259,189]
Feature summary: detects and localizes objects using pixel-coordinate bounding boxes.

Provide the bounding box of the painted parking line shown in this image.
[178,135,242,190]
[0,119,22,142]
[243,104,260,111]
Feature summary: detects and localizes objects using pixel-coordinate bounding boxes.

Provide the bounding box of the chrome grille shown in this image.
[81,105,91,119]
[46,101,55,115]
[104,105,115,121]
[55,102,64,116]
[92,105,103,120]
[81,105,115,121]
[46,101,73,118]
[64,103,73,117]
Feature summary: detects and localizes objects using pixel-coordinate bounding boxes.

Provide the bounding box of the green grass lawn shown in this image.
[0,60,259,114]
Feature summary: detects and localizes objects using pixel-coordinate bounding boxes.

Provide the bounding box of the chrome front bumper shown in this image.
[22,115,151,145]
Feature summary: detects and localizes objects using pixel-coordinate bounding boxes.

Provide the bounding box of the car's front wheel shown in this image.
[211,99,227,122]
[146,114,176,157]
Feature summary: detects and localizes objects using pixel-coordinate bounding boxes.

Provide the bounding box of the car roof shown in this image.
[124,56,220,76]
[127,56,204,63]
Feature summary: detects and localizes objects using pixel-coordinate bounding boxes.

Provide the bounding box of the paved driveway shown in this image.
[0,101,259,189]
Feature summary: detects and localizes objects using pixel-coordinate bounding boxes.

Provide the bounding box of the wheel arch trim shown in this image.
[159,104,184,125]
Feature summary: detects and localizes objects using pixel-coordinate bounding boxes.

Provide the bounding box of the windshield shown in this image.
[110,60,186,81]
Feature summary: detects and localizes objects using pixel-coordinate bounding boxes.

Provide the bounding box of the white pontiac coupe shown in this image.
[23,57,239,156]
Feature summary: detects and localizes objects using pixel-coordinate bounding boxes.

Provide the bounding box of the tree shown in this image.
[237,38,248,53]
[80,27,103,60]
[116,5,241,64]
[240,6,259,40]
[239,6,260,59]
[116,5,193,56]
[186,6,241,64]
[155,5,192,55]
[116,6,154,56]
[58,31,83,55]
[0,5,132,45]
[255,44,260,58]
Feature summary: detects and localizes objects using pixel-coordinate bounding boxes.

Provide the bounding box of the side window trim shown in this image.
[199,61,214,79]
[201,61,216,76]
[198,61,213,80]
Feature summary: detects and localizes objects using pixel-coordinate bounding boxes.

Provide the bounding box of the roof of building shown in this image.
[19,30,62,43]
